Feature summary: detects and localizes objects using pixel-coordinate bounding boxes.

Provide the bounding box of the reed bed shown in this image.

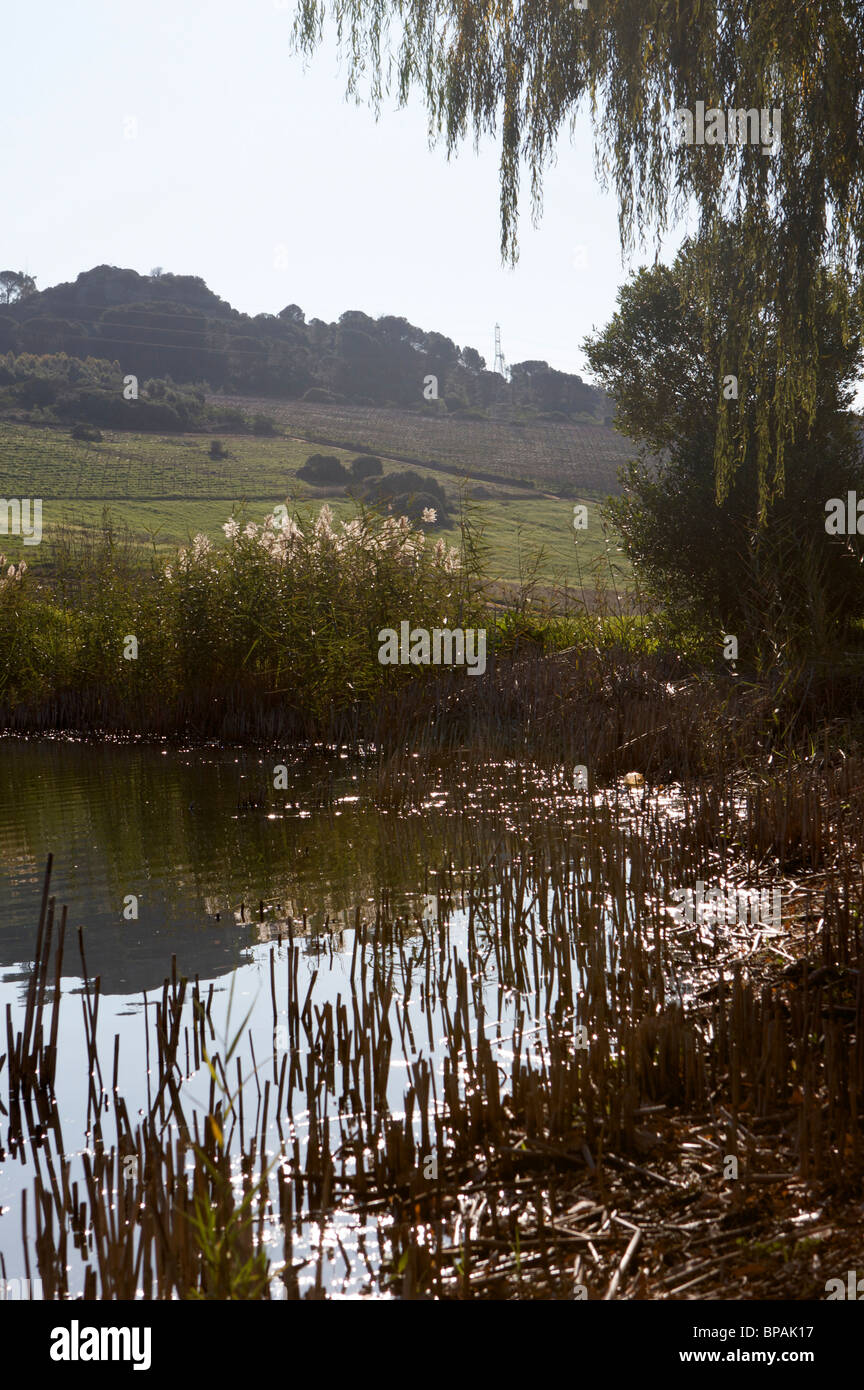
[2,644,770,787]
[5,505,864,777]
[1,754,863,1299]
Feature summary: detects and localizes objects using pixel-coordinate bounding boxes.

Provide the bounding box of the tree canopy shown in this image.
[585,229,864,644]
[3,265,604,417]
[0,270,37,304]
[293,1,864,509]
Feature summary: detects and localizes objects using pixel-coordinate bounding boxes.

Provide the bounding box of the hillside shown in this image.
[213,395,634,496]
[0,265,612,420]
[0,416,629,594]
[0,265,637,594]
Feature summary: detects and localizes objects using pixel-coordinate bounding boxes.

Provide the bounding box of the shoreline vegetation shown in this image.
[5,503,864,1301]
[5,0,864,1310]
[4,392,864,1302]
[3,503,864,760]
[4,508,864,1299]
[5,744,864,1299]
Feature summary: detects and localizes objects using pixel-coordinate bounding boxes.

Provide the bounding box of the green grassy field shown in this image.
[217,394,634,494]
[0,418,629,590]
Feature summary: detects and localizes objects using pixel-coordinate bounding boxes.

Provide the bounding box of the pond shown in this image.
[1,737,628,1297]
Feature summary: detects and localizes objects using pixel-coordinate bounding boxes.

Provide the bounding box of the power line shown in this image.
[7,293,594,368]
[9,304,584,371]
[5,313,597,379]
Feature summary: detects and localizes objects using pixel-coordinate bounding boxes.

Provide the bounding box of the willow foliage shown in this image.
[293,1,864,511]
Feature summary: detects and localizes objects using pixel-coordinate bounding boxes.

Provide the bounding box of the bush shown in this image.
[363,470,450,525]
[297,453,347,485]
[369,470,447,505]
[388,492,446,526]
[211,406,247,432]
[55,389,188,432]
[14,377,61,408]
[350,454,383,480]
[209,440,228,459]
[252,414,278,436]
[71,422,103,442]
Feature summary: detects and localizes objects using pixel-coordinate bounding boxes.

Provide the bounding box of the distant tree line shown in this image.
[0,265,609,418]
[0,351,275,435]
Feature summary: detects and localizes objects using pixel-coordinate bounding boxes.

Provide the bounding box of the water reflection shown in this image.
[0,740,677,1299]
[0,739,458,994]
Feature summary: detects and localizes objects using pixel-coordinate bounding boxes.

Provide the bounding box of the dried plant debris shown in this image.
[1,754,863,1299]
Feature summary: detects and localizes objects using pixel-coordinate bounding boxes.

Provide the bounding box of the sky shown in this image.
[4,1,697,380]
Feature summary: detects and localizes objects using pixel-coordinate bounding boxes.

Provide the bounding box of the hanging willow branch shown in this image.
[292,0,864,512]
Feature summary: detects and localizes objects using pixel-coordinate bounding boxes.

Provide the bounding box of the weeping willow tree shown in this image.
[584,231,864,645]
[293,0,864,513]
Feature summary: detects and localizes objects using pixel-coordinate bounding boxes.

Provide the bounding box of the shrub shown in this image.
[363,470,450,525]
[252,414,278,436]
[71,422,103,442]
[297,453,347,485]
[367,470,447,505]
[211,406,247,432]
[350,454,383,480]
[13,377,61,408]
[388,492,447,526]
[55,389,187,432]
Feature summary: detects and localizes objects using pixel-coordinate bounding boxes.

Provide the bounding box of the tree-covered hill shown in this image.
[0,265,610,419]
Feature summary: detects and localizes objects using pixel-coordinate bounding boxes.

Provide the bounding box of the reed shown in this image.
[2,751,862,1299]
[6,508,863,758]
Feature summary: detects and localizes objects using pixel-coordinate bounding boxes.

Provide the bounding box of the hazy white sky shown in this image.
[5,1,696,379]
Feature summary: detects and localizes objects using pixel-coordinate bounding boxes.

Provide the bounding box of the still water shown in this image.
[1,738,607,1297]
[0,738,456,994]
